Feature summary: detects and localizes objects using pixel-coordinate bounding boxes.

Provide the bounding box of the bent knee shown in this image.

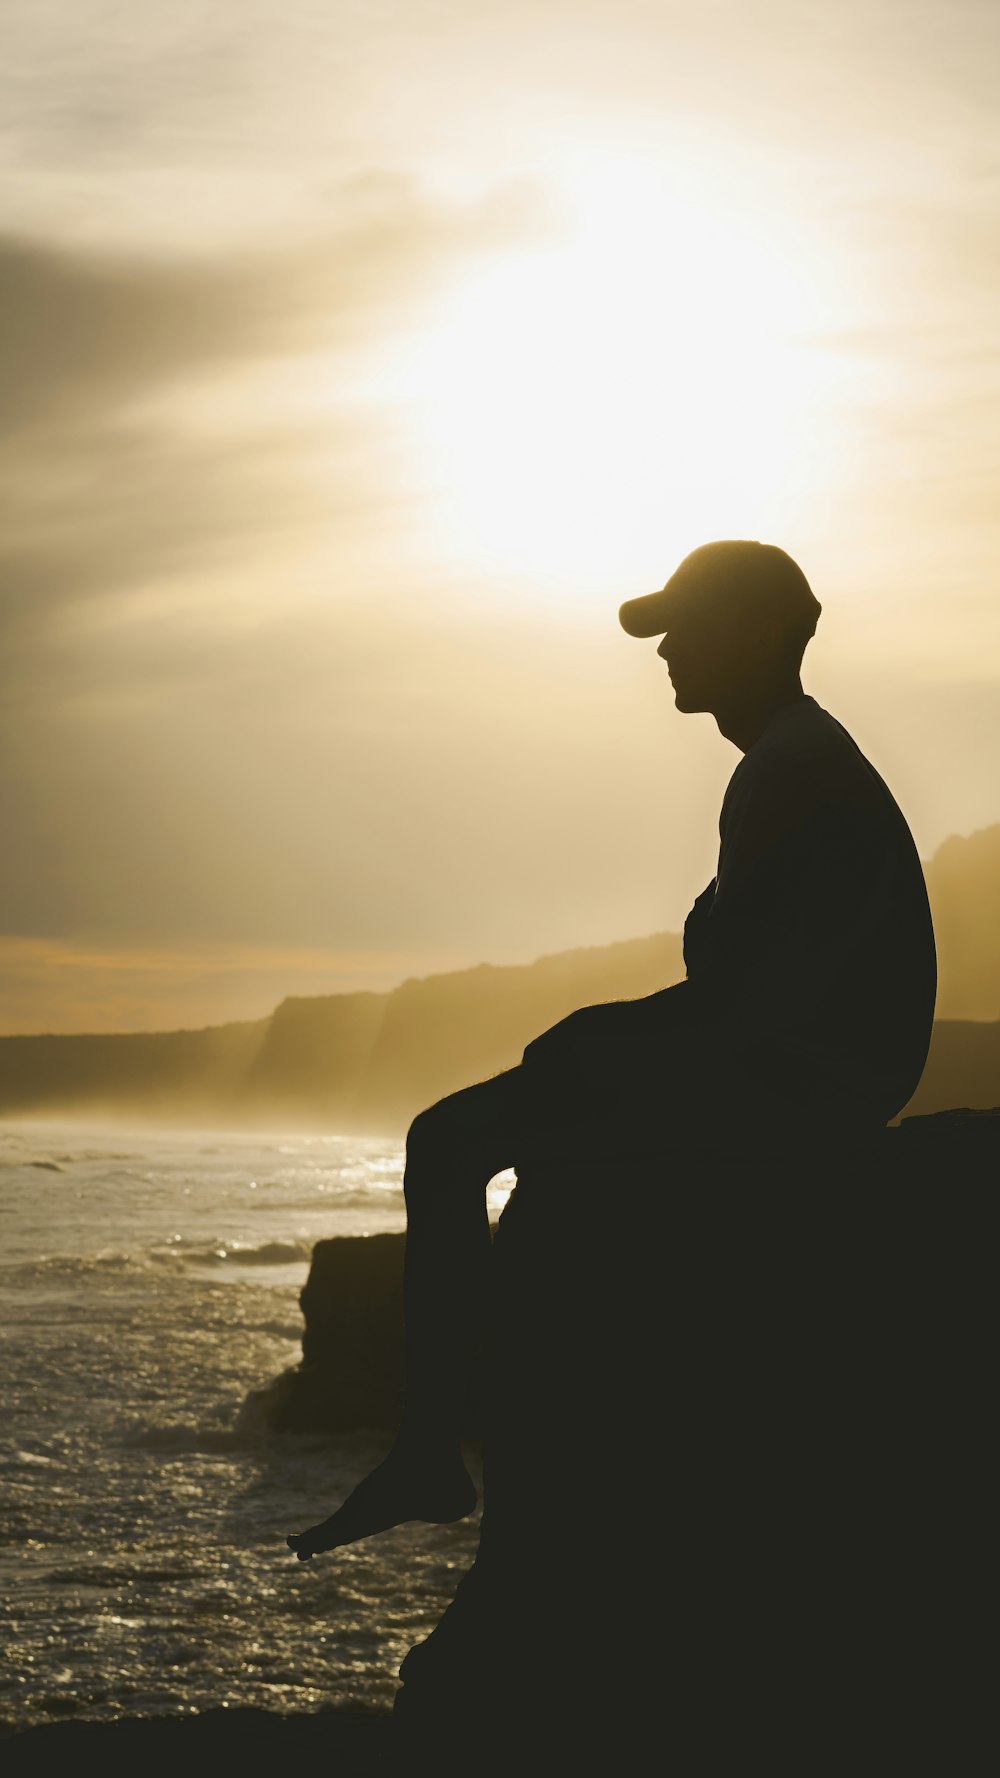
[405,1074,518,1183]
[405,1099,455,1165]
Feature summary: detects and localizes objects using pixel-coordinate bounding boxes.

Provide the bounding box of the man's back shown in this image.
[683,695,936,1130]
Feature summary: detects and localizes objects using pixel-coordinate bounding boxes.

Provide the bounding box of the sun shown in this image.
[400,158,838,598]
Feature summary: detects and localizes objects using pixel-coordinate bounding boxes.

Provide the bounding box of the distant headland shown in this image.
[2,824,1000,1130]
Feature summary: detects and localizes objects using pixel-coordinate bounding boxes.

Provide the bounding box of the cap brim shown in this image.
[618,588,676,637]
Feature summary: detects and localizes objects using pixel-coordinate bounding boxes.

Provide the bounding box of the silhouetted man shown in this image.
[288,539,936,1559]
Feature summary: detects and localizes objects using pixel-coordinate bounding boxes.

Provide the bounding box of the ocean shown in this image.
[0,1118,514,1732]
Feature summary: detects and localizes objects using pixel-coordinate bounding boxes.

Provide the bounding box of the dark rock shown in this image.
[238,1109,997,1757]
[241,1232,405,1434]
[394,1108,999,1762]
[0,1708,395,1775]
[243,1228,487,1437]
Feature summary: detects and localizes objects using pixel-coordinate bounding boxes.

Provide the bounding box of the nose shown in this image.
[656,635,670,660]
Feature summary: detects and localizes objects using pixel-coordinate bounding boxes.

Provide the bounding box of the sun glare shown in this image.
[397,160,840,596]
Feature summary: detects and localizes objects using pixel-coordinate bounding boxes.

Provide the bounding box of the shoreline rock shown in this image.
[239,1231,406,1435]
[394,1107,999,1752]
[0,1707,396,1773]
[245,1108,1000,1439]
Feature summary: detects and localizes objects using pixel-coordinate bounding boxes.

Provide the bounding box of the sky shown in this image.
[3,0,1000,1034]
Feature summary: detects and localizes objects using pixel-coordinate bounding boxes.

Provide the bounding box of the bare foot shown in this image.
[286,1445,476,1560]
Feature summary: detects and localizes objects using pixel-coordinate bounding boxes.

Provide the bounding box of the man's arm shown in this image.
[522,777,891,1107]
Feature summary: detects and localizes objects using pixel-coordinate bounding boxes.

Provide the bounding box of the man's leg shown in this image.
[287,1069,524,1559]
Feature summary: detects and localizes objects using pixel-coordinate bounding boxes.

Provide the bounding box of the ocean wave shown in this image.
[0,1238,312,1283]
[0,1146,137,1170]
[169,1238,313,1268]
[247,1319,303,1342]
[256,1190,404,1217]
[4,1446,57,1468]
[223,1240,312,1267]
[117,1420,267,1453]
[56,1149,139,1164]
[2,1250,149,1281]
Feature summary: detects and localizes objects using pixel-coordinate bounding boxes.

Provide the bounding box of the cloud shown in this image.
[0,173,555,644]
[0,171,570,984]
[0,234,290,436]
[0,174,553,436]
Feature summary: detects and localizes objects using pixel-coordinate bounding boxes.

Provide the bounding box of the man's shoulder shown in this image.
[728,699,885,809]
[752,697,865,765]
[720,699,900,867]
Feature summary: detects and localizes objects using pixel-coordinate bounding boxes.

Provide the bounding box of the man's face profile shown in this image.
[655,598,783,713]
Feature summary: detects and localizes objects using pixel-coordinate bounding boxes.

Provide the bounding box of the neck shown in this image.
[712,676,806,753]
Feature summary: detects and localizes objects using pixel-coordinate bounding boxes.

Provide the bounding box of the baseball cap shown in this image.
[619,540,822,640]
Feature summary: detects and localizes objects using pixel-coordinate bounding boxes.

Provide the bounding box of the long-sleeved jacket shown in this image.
[524,696,937,1141]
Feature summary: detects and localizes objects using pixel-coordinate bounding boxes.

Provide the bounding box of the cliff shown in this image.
[3,818,1000,1130]
[924,822,1000,1019]
[0,1017,268,1121]
[243,931,685,1128]
[0,931,685,1127]
[903,1014,1000,1115]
